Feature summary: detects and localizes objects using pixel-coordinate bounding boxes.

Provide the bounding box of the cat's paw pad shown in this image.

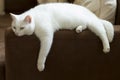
[76,26,82,33]
[37,63,45,72]
[103,47,110,53]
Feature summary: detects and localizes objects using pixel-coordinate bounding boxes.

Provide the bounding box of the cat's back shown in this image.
[33,3,89,14]
[34,3,79,9]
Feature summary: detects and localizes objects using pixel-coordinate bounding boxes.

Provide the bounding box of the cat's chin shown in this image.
[15,33,34,36]
[26,32,34,35]
[14,32,24,37]
[16,34,24,37]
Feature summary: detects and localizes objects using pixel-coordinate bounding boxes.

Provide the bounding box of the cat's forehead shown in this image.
[12,19,25,27]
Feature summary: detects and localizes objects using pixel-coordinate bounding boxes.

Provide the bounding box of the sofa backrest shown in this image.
[115,0,120,25]
[5,0,37,14]
[5,0,74,14]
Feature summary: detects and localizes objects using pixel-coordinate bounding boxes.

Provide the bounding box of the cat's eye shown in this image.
[13,26,16,30]
[20,27,24,30]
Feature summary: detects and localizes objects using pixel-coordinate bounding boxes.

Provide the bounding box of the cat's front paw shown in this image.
[103,47,110,53]
[37,63,45,72]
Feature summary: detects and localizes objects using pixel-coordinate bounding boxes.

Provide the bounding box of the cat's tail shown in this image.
[100,19,114,43]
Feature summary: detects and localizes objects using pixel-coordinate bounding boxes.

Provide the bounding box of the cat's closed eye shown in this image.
[20,27,24,30]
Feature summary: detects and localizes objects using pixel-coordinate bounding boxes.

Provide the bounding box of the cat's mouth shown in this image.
[15,32,33,36]
[15,33,24,37]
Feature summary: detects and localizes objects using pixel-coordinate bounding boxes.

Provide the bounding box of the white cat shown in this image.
[10,3,114,71]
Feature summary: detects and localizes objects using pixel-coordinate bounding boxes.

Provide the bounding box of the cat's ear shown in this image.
[24,15,31,23]
[10,13,17,20]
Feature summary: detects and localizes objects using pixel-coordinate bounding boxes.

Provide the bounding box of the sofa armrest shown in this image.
[5,26,120,80]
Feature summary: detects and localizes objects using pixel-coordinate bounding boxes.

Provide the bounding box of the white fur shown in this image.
[10,3,114,71]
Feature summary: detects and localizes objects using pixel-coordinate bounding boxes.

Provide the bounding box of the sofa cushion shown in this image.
[74,0,117,24]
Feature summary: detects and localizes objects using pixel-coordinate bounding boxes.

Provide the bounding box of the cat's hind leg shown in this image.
[88,22,110,53]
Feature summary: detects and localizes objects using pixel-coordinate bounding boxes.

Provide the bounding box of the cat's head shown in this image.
[10,13,35,36]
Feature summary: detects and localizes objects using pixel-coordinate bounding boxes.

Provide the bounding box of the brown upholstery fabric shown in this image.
[0,63,5,80]
[0,28,6,80]
[5,0,37,14]
[5,26,120,80]
[68,0,74,3]
[115,0,120,24]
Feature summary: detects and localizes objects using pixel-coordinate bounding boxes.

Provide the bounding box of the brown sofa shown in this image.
[4,0,120,80]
